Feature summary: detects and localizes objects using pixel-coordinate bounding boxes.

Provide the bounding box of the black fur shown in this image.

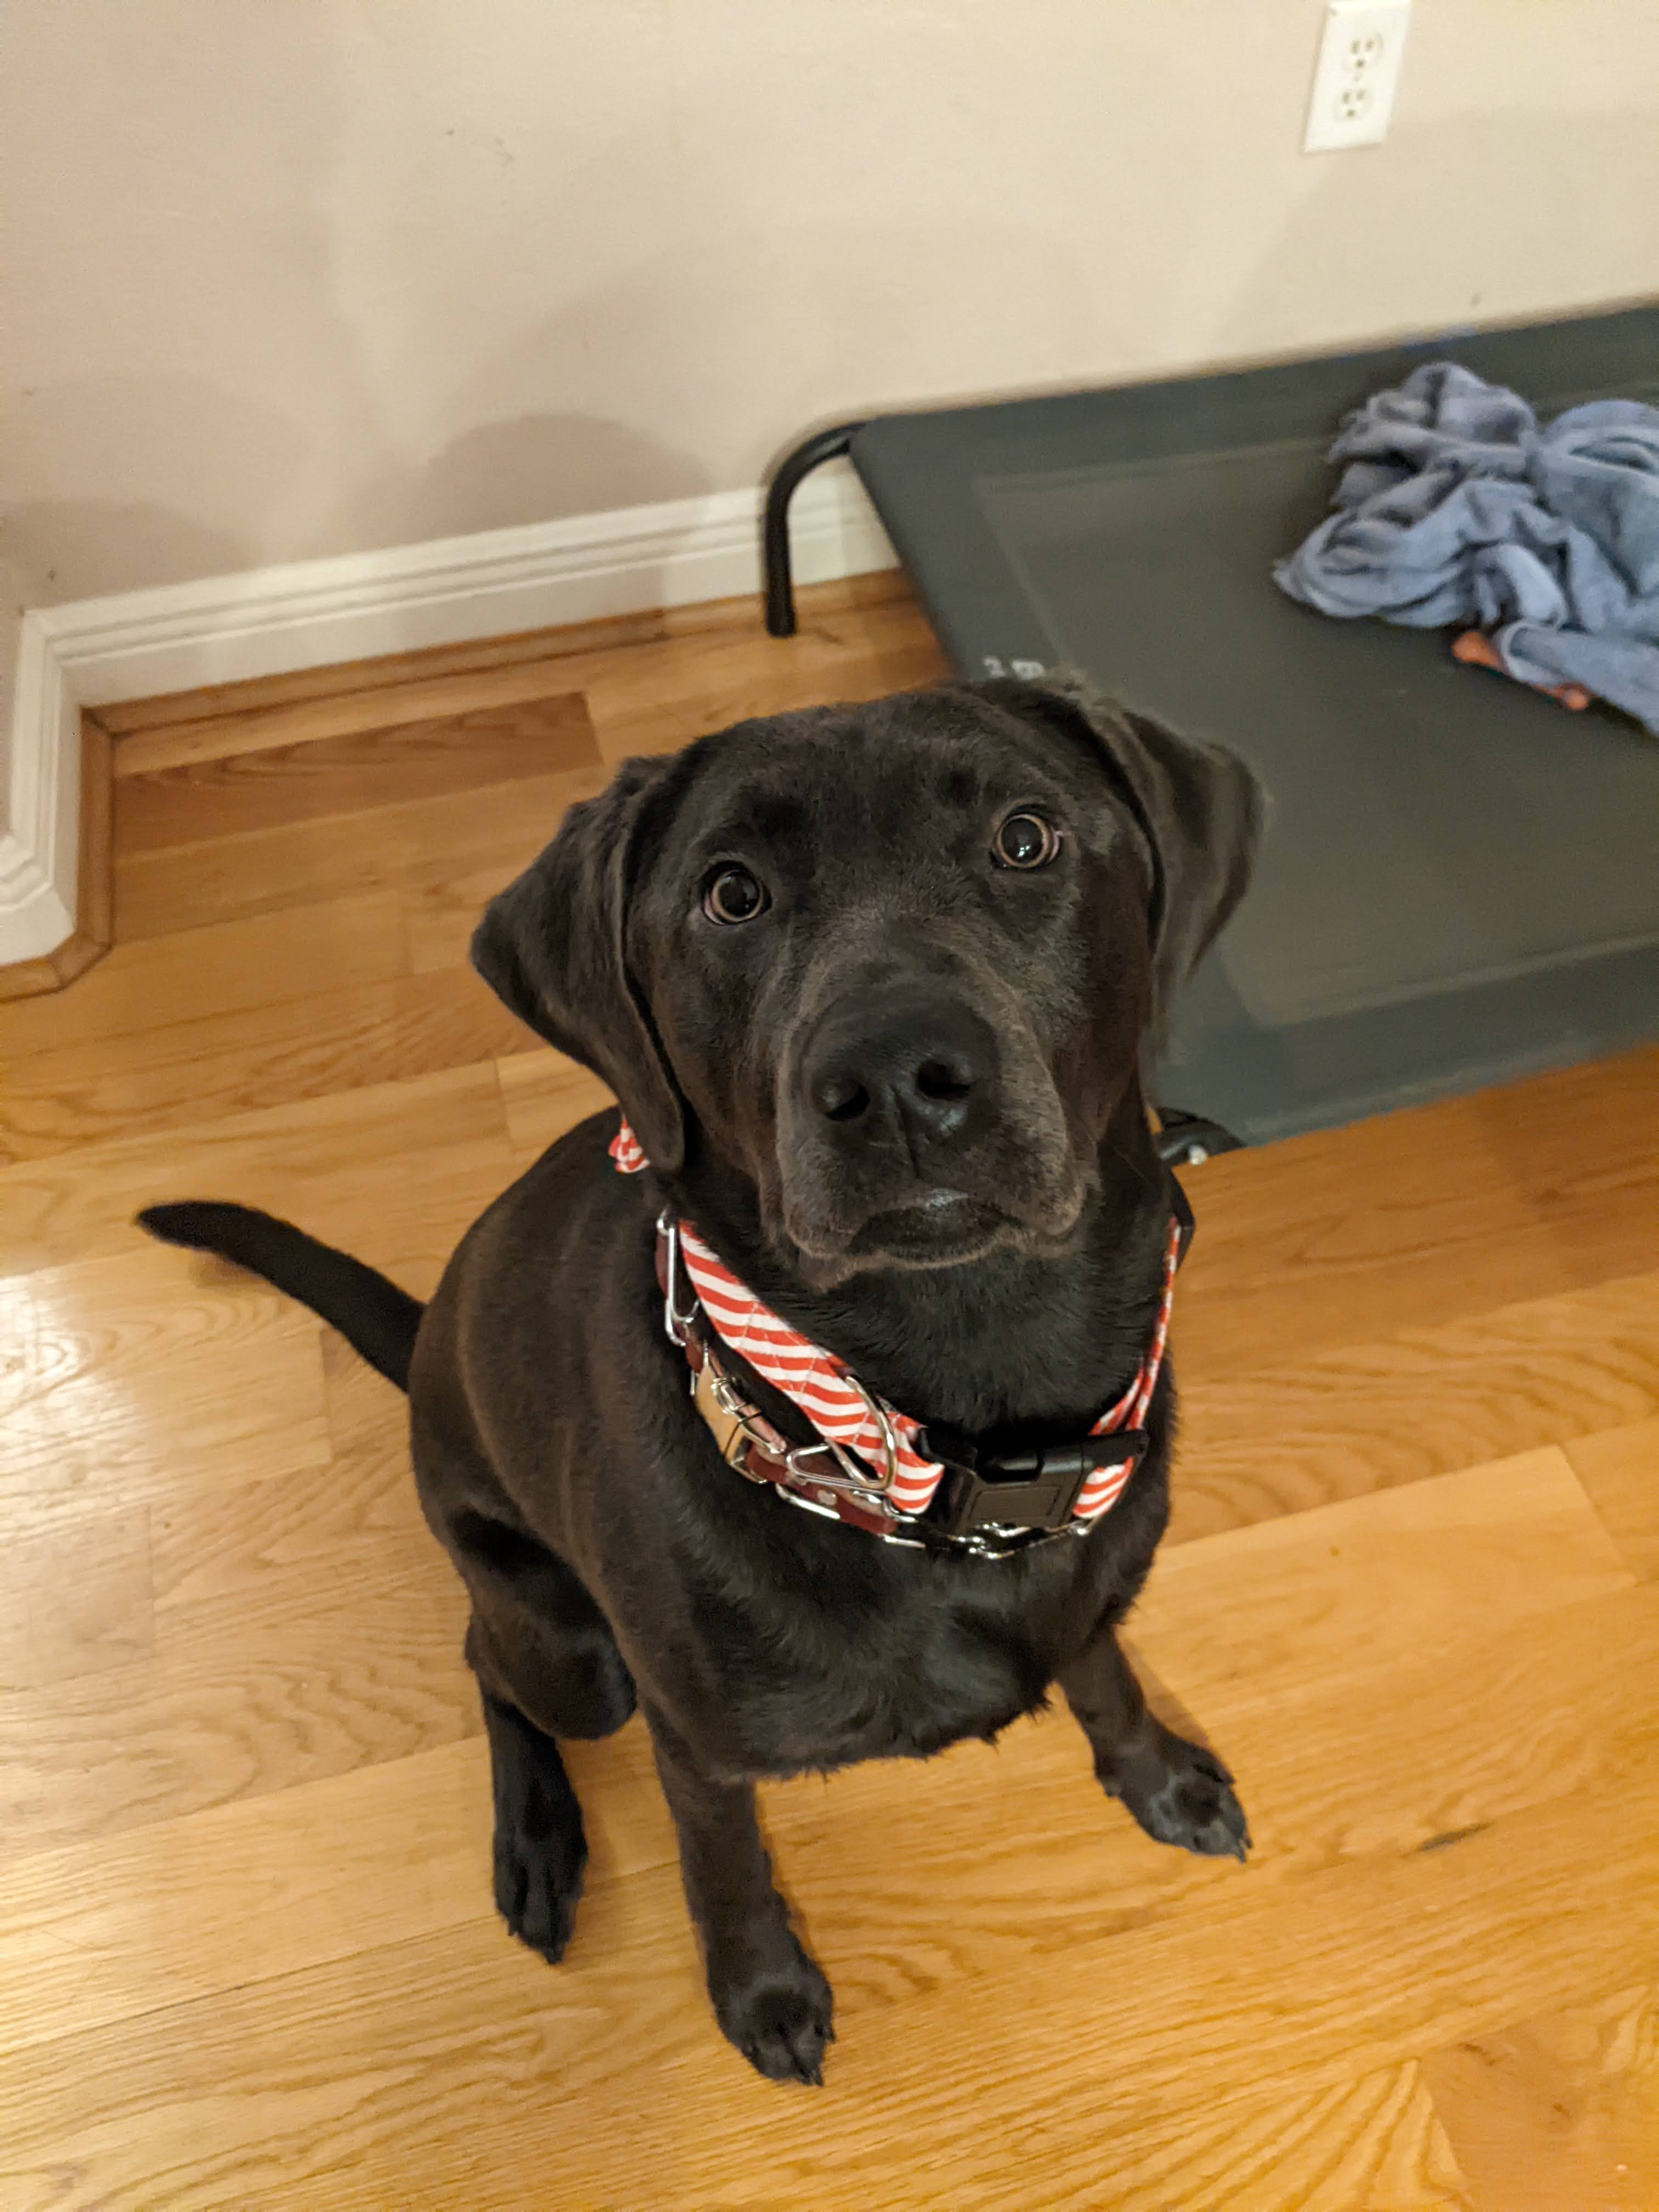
[138,1200,422,1389]
[140,672,1261,2083]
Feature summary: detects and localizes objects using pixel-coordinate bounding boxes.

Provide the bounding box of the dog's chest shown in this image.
[693,1578,1064,1775]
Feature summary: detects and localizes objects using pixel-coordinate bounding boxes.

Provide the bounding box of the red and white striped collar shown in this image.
[610,1115,1189,1555]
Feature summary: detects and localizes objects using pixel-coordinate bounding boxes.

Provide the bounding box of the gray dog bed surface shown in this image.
[846,306,1659,1145]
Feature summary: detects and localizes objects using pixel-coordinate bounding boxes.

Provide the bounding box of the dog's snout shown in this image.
[804,996,995,1148]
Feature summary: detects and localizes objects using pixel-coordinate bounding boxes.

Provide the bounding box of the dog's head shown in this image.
[473,673,1261,1285]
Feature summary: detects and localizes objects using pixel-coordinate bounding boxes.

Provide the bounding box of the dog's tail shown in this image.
[137,1201,424,1392]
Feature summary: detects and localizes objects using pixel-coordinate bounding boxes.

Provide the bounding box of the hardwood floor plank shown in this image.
[2,1737,1647,2211]
[494,1045,613,1161]
[320,1325,418,1476]
[0,1543,470,1861]
[0,1504,153,1692]
[733,1582,1659,2008]
[733,1533,1655,1971]
[558,1777,1657,2212]
[403,857,510,975]
[402,849,539,973]
[1177,1049,1659,1372]
[1423,1982,1659,2212]
[114,759,606,939]
[0,1915,608,2212]
[1149,1446,1630,1704]
[1566,1417,1659,1583]
[100,635,620,751]
[0,1059,513,1282]
[144,1440,428,1616]
[110,662,599,777]
[1171,1270,1659,1541]
[0,966,529,1161]
[1138,1578,1659,1900]
[69,709,114,978]
[1020,2061,1472,2212]
[114,692,597,850]
[98,573,914,743]
[0,1736,496,2056]
[1464,1047,1659,1290]
[0,1247,329,1502]
[252,2064,1472,2212]
[3,1436,1605,1932]
[586,597,947,761]
[0,891,409,1059]
[0,1448,1643,2075]
[0,1537,1644,2201]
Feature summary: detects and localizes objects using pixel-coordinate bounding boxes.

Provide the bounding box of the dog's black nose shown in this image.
[804,995,995,1146]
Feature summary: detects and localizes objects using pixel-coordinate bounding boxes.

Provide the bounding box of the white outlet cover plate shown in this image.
[1304,0,1411,153]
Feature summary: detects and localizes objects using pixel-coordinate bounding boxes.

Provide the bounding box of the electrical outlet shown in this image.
[1304,0,1411,152]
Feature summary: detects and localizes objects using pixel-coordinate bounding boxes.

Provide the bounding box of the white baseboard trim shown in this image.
[41,461,895,705]
[1,462,894,968]
[1,616,82,965]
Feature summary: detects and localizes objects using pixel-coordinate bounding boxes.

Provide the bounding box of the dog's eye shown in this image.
[702,865,769,925]
[992,812,1062,870]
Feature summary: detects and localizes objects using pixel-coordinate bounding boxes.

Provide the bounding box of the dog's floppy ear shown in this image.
[471,755,685,1173]
[986,669,1265,1023]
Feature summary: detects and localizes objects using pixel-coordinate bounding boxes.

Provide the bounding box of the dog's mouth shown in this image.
[847,1189,1002,1265]
[782,1177,1089,1279]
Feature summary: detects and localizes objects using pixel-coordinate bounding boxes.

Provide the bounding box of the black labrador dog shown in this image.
[141,671,1262,2084]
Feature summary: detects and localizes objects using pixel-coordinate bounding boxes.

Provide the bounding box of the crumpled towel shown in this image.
[1274,362,1659,736]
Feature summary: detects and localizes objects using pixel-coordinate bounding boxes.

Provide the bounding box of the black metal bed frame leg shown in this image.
[762,421,870,638]
[1153,1108,1246,1167]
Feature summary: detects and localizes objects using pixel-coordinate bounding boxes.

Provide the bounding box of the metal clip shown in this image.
[840,1373,900,1494]
[783,1438,890,1499]
[659,1210,698,1347]
[707,1364,886,1500]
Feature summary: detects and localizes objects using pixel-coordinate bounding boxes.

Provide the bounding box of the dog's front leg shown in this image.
[1060,1628,1250,1861]
[648,1713,834,2084]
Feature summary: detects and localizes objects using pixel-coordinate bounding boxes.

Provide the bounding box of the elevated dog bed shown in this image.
[764,307,1659,1146]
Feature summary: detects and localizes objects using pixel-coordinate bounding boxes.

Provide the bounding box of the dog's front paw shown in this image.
[494,1812,587,1963]
[712,1937,836,2085]
[1104,1729,1251,1862]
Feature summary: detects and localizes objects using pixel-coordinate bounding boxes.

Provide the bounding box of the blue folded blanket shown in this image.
[1274,362,1659,736]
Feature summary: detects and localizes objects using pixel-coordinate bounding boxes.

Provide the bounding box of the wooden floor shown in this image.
[1,574,1655,2210]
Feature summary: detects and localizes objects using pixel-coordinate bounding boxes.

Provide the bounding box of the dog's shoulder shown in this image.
[419,1103,659,1420]
[450,1105,636,1289]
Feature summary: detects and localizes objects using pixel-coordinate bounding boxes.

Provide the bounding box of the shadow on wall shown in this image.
[0,386,710,610]
[1,500,249,607]
[0,373,311,602]
[333,409,711,549]
[1212,108,1659,364]
[319,202,1093,554]
[316,198,1102,561]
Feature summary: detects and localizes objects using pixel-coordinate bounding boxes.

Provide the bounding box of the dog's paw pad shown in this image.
[1109,1736,1252,1861]
[494,1825,586,1963]
[716,1949,836,2085]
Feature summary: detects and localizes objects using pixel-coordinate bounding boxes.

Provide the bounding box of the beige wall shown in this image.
[3,0,1656,607]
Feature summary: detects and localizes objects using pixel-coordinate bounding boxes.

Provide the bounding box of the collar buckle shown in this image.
[703,1347,893,1502]
[919,1427,1150,1537]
